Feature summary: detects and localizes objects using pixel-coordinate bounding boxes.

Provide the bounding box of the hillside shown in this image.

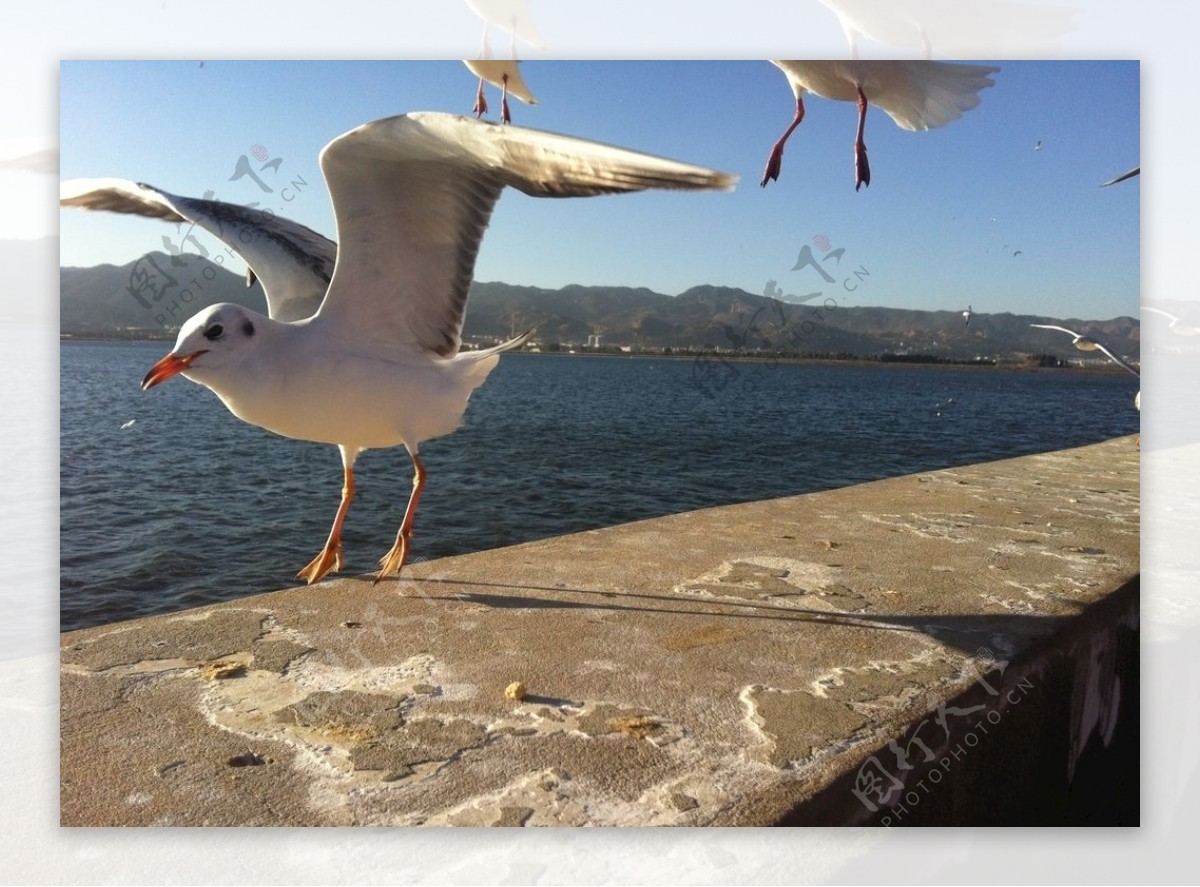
[60,253,1142,364]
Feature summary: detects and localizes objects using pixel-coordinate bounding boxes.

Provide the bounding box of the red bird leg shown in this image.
[761,95,805,187]
[472,78,488,117]
[376,448,427,583]
[855,85,871,191]
[501,72,512,124]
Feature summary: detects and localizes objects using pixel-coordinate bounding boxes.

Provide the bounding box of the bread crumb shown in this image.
[504,681,527,701]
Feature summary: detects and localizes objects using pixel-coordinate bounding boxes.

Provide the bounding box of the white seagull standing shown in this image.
[761,61,998,190]
[1029,324,1140,377]
[463,59,537,124]
[63,112,736,585]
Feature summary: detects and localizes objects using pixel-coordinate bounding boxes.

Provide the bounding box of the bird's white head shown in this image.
[142,303,267,391]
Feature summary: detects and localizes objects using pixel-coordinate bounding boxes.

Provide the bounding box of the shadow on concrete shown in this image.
[777,577,1139,826]
[366,574,1088,657]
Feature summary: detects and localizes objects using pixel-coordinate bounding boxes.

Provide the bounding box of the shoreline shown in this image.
[59,335,1139,376]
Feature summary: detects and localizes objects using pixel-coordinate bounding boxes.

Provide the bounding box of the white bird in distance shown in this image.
[1143,306,1199,337]
[1029,323,1139,377]
[62,113,736,585]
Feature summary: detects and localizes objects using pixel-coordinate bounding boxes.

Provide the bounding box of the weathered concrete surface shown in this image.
[60,437,1139,826]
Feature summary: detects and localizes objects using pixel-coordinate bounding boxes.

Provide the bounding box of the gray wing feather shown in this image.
[315,113,736,357]
[60,178,336,322]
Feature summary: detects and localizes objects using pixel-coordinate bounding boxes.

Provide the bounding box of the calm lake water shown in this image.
[60,340,1140,631]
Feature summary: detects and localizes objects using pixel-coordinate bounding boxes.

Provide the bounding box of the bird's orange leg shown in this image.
[375,449,426,583]
[854,85,871,191]
[500,72,512,124]
[472,78,489,117]
[761,95,805,187]
[297,454,356,585]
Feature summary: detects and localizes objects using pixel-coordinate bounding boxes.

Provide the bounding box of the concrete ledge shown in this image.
[60,437,1140,826]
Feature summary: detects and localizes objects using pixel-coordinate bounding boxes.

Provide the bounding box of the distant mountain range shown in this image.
[60,251,1144,365]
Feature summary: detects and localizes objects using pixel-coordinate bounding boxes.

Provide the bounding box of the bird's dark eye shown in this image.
[203,324,224,341]
[242,320,255,337]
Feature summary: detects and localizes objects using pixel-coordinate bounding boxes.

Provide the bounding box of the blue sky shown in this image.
[59,60,1139,320]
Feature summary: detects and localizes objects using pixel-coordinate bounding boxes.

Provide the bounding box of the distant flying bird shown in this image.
[962,305,972,327]
[62,113,735,585]
[1030,323,1140,376]
[1034,139,1043,152]
[1143,305,1200,336]
[813,0,1078,60]
[1100,166,1140,187]
[120,419,136,430]
[760,61,998,191]
[1013,249,1022,257]
[463,59,537,124]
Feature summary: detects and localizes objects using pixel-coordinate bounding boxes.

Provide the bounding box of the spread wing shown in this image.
[60,178,337,322]
[1030,323,1079,337]
[1100,166,1140,187]
[312,112,737,357]
[1090,342,1140,377]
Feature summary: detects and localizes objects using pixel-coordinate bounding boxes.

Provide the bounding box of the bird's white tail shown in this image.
[454,327,535,391]
[879,62,998,132]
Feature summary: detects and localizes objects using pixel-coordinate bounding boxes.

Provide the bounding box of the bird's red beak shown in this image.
[141,350,207,390]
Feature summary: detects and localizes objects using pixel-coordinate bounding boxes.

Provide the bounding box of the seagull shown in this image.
[463,60,536,124]
[760,61,998,190]
[962,305,972,327]
[63,112,736,585]
[813,0,1077,60]
[1029,323,1139,376]
[1100,166,1139,187]
[1143,305,1200,336]
[464,0,547,54]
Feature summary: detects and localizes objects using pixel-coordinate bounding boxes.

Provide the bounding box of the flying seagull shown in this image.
[464,0,547,54]
[1143,305,1200,336]
[760,61,998,190]
[1029,323,1139,377]
[813,0,1077,60]
[463,59,536,124]
[962,305,973,327]
[63,112,736,585]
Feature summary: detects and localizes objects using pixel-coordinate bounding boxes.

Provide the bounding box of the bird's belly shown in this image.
[206,356,475,451]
